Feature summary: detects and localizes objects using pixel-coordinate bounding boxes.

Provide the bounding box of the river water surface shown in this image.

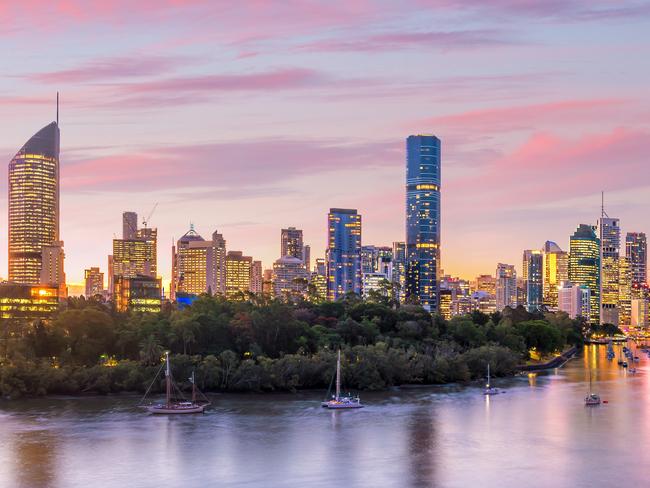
[1,345,649,488]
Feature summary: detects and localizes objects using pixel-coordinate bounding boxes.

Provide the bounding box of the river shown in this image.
[1,345,648,488]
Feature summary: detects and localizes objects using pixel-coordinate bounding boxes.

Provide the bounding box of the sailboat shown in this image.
[321,350,363,409]
[483,363,499,395]
[140,352,210,414]
[585,367,601,406]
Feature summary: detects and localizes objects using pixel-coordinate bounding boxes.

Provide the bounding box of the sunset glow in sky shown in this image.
[2,1,650,288]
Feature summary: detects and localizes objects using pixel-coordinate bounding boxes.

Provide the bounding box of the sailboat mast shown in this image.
[165,351,171,407]
[191,370,196,403]
[336,349,341,401]
[487,363,490,388]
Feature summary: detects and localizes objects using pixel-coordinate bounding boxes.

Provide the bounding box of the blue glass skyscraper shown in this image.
[405,135,441,312]
[326,208,362,300]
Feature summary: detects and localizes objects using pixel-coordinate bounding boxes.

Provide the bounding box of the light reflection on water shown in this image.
[1,345,650,488]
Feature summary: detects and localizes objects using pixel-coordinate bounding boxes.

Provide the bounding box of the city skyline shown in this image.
[1,1,650,287]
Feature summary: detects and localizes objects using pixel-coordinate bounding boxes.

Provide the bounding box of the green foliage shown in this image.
[0,293,582,396]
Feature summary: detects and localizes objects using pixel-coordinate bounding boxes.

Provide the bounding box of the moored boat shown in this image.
[483,363,499,395]
[140,352,210,414]
[322,350,364,410]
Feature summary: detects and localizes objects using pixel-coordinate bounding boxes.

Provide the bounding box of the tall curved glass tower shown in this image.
[406,135,441,312]
[8,121,60,284]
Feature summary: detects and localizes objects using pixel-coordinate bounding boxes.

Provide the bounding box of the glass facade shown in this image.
[542,241,568,309]
[525,251,543,312]
[326,208,362,300]
[8,122,60,285]
[405,135,441,312]
[626,232,647,286]
[569,224,601,324]
[225,251,252,299]
[114,275,162,313]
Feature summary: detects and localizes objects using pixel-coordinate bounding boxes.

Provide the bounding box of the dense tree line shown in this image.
[0,293,584,398]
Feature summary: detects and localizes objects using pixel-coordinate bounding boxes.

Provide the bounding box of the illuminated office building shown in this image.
[599,216,620,325]
[225,251,252,299]
[524,250,543,312]
[111,229,157,294]
[9,121,61,285]
[619,256,632,327]
[439,289,452,320]
[0,283,59,321]
[626,232,647,286]
[405,135,441,312]
[114,275,162,313]
[542,241,568,309]
[569,224,600,324]
[496,263,517,311]
[326,208,362,300]
[84,267,104,298]
[281,227,304,260]
[310,258,328,302]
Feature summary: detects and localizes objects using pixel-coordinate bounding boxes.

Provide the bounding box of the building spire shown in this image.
[601,190,609,219]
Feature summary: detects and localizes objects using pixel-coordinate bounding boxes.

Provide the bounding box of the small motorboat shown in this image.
[585,393,601,406]
[483,363,499,395]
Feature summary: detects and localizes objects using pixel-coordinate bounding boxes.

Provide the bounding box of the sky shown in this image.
[1,0,650,290]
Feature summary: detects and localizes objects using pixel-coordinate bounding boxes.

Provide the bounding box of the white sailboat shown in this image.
[141,352,210,414]
[585,367,600,406]
[322,350,363,409]
[483,363,499,395]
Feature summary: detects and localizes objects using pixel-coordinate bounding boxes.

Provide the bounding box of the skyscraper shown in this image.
[281,227,304,260]
[40,241,66,297]
[558,282,591,320]
[392,242,406,302]
[111,227,157,294]
[542,241,568,309]
[272,256,309,298]
[326,208,362,300]
[84,267,104,298]
[123,211,138,240]
[626,232,647,286]
[251,260,263,294]
[524,250,543,312]
[405,135,441,312]
[496,263,517,311]
[599,216,620,325]
[569,224,600,324]
[9,120,61,285]
[225,251,252,299]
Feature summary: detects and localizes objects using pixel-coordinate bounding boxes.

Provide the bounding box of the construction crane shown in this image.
[142,203,158,229]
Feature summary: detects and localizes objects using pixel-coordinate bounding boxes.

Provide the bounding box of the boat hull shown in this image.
[326,403,364,409]
[147,404,206,414]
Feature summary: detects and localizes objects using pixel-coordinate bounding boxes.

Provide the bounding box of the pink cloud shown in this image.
[299,29,516,53]
[61,138,401,192]
[447,127,650,207]
[25,55,191,84]
[420,98,627,134]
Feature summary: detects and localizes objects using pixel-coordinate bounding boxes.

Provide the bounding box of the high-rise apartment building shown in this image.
[558,282,591,320]
[542,241,568,309]
[392,242,406,302]
[251,260,263,294]
[405,135,441,312]
[272,256,309,298]
[84,267,104,298]
[225,251,252,299]
[524,250,543,312]
[9,121,61,285]
[626,232,647,286]
[599,216,620,325]
[40,241,66,297]
[569,224,600,324]
[326,208,362,300]
[171,226,214,298]
[496,263,517,311]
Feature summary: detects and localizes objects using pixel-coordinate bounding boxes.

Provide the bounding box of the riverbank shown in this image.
[519,346,577,372]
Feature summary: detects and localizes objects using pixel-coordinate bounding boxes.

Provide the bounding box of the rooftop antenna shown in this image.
[601,191,609,219]
[56,92,59,126]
